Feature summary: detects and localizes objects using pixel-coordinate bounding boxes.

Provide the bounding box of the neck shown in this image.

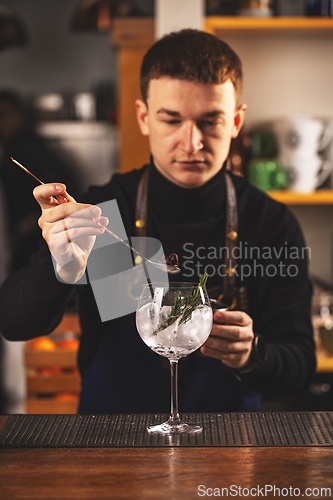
[148,159,227,223]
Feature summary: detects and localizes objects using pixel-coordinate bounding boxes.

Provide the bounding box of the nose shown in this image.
[179,122,204,154]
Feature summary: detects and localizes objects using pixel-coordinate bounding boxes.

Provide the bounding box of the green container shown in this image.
[247,159,287,192]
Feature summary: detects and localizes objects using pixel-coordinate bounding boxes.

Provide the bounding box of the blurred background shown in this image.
[0,0,332,414]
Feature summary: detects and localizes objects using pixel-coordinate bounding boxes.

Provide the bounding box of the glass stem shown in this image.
[169,360,180,423]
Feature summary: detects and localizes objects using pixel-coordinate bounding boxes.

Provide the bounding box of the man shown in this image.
[0,30,315,414]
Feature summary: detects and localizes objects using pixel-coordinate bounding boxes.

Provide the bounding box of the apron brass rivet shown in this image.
[227,231,238,241]
[135,219,146,228]
[227,267,236,277]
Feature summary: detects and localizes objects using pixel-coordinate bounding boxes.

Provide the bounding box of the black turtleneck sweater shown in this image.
[0,161,315,414]
[148,162,226,289]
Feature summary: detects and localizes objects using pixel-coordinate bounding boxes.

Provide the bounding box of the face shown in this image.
[136,77,246,188]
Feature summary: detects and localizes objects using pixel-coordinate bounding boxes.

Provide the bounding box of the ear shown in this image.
[231,103,247,139]
[135,99,150,136]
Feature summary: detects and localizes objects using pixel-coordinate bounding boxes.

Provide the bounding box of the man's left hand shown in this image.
[200,310,254,369]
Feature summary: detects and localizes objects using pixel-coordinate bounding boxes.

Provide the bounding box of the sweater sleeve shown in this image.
[237,200,316,395]
[0,171,134,342]
[240,295,316,395]
[0,241,77,341]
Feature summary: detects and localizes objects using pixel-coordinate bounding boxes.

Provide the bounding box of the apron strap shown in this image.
[223,171,238,300]
[134,165,247,311]
[134,165,150,260]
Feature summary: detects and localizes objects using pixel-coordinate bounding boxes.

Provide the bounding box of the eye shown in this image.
[200,120,218,127]
[164,120,181,125]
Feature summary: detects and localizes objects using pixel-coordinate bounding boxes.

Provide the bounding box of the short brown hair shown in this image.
[140,29,243,104]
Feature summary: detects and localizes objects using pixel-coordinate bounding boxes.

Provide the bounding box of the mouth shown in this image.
[175,160,207,168]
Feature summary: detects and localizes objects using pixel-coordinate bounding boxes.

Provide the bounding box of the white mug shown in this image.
[287,155,333,193]
[273,116,333,192]
[273,116,326,159]
[320,119,333,189]
[72,93,96,121]
[321,119,333,159]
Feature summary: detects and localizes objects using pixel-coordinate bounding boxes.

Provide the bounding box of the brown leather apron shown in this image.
[134,165,249,313]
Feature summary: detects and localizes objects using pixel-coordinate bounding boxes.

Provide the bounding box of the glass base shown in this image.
[147,418,202,434]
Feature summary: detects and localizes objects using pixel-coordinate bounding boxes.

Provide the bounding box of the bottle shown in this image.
[237,0,273,16]
[306,0,330,16]
[274,0,305,16]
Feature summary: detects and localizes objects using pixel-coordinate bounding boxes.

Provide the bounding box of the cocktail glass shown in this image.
[136,280,213,434]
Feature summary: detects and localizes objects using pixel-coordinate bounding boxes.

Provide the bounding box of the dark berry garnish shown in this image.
[165,253,179,267]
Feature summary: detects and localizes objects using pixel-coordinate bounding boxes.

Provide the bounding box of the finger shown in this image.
[34,183,78,209]
[62,219,71,243]
[200,345,248,362]
[214,310,251,326]
[56,189,76,204]
[44,204,102,224]
[50,225,105,247]
[210,323,253,342]
[33,184,65,209]
[203,335,250,354]
[50,216,109,235]
[62,226,105,244]
[95,216,109,227]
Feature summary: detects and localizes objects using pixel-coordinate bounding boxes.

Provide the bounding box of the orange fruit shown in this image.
[29,336,57,351]
[54,393,79,401]
[57,338,80,350]
[38,367,62,376]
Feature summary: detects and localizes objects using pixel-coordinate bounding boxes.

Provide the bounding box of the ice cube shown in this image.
[155,305,213,350]
[145,331,160,349]
[153,287,164,309]
[173,307,212,348]
[157,320,179,345]
[136,302,159,341]
[160,305,172,323]
[191,306,213,344]
[156,305,175,344]
[181,322,198,337]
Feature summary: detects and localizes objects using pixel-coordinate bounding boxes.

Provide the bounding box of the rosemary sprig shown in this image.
[159,274,208,331]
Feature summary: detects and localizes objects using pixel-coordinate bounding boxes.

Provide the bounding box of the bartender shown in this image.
[0,29,315,414]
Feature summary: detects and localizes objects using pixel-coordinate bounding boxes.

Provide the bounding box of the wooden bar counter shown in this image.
[1,416,333,499]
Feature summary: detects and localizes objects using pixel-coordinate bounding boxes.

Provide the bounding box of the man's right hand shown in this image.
[34,183,108,283]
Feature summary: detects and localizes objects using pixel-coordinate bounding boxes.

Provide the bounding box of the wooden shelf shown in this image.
[205,16,333,36]
[25,349,77,367]
[24,313,81,414]
[112,17,333,50]
[26,398,78,414]
[27,374,80,393]
[267,189,333,205]
[111,17,154,47]
[317,355,333,372]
